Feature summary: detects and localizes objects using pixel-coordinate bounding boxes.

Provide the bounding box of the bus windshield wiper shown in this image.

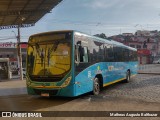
[35,43,41,57]
[35,43,45,66]
[47,41,60,66]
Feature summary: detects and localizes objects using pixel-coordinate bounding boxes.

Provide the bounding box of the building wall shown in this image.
[109,30,160,64]
[0,42,27,74]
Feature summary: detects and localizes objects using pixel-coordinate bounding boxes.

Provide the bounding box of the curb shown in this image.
[138,72,160,75]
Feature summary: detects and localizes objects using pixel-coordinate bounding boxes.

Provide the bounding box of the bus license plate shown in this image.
[41,93,49,97]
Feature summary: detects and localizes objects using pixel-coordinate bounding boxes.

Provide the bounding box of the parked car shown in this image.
[153,59,160,64]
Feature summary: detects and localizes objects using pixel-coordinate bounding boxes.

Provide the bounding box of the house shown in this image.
[109,30,160,64]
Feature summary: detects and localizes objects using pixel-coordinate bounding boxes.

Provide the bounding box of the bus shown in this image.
[26,30,138,97]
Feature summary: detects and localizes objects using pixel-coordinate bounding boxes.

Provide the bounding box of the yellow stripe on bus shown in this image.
[103,74,136,87]
[103,78,125,87]
[33,86,62,89]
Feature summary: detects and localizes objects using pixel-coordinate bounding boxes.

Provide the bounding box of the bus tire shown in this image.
[93,77,100,95]
[124,71,130,83]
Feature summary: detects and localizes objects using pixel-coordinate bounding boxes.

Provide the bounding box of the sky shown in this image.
[1,0,160,42]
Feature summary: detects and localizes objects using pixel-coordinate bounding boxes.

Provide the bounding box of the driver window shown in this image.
[75,45,89,63]
[82,46,89,62]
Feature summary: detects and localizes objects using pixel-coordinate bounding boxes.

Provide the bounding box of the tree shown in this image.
[94,33,107,39]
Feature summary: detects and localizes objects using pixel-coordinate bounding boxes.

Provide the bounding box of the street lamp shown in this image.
[12,31,17,39]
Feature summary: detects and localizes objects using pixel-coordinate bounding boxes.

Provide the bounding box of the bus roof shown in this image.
[29,30,73,37]
[74,31,137,51]
[29,30,137,51]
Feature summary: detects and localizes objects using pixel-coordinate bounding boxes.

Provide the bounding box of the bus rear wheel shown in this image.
[93,77,100,95]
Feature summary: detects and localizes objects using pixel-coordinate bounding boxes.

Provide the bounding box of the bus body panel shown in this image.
[26,31,76,97]
[27,86,75,97]
[26,60,76,97]
[26,30,138,97]
[74,61,138,96]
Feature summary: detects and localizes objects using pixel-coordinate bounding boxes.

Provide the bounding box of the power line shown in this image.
[50,19,160,29]
[0,36,29,39]
[0,38,16,41]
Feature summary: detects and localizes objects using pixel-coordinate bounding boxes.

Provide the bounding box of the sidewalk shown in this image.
[0,79,27,96]
[138,64,160,74]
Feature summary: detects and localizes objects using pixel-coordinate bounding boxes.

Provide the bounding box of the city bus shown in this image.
[26,30,138,97]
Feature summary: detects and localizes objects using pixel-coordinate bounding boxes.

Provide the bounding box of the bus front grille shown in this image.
[31,77,63,82]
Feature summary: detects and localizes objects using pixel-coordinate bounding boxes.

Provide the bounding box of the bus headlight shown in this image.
[61,77,72,87]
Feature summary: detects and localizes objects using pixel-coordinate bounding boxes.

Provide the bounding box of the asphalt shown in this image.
[0,64,159,96]
[0,78,27,96]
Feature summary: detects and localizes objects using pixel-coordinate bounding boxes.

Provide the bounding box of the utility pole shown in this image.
[16,11,26,81]
[17,25,23,80]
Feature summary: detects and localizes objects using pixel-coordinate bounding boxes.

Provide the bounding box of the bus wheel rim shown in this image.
[94,78,100,94]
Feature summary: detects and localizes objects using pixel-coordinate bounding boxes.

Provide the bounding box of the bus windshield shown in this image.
[27,32,72,81]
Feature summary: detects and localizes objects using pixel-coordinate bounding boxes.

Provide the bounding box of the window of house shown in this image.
[137,45,141,49]
[130,44,135,48]
[152,45,156,50]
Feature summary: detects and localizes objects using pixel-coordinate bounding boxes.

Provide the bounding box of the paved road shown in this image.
[100,74,160,103]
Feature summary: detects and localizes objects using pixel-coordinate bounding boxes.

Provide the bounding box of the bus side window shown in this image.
[79,46,89,63]
[83,47,89,62]
[107,45,114,61]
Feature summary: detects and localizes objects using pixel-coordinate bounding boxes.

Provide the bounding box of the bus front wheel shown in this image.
[93,77,100,95]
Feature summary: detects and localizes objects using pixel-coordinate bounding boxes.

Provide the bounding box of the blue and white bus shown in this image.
[26,30,138,97]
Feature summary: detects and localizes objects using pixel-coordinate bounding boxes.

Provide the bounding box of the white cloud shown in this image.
[83,0,160,11]
[83,0,121,9]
